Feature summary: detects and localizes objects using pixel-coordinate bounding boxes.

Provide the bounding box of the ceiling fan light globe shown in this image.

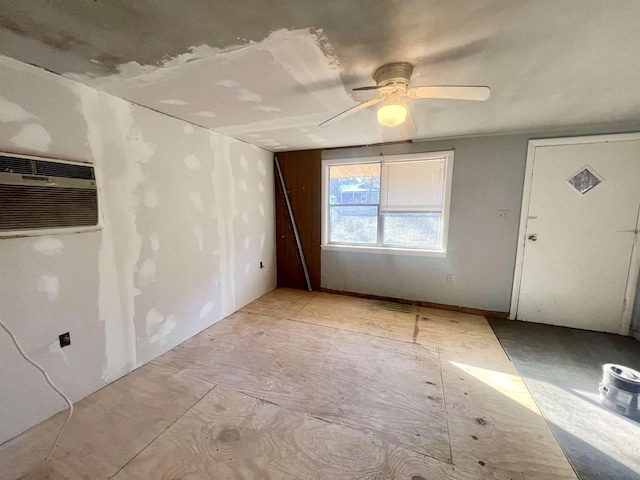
[377,104,407,127]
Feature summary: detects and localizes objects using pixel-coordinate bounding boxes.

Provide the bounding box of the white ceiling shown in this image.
[1,0,640,151]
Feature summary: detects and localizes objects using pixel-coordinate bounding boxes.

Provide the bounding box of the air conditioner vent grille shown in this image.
[0,155,33,175]
[0,184,98,231]
[34,160,94,180]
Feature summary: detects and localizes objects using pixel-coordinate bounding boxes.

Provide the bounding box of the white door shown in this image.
[514,138,640,334]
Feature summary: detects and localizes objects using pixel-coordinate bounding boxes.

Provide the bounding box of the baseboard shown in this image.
[320,288,509,318]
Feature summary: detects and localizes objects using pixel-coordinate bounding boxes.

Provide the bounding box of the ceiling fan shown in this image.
[320,62,490,134]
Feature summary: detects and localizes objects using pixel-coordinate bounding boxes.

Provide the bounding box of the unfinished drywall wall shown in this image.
[322,126,640,313]
[0,55,276,444]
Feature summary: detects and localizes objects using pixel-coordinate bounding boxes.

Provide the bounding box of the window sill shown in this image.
[321,244,447,257]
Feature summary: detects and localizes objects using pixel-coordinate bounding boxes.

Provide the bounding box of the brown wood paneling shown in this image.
[275,150,322,291]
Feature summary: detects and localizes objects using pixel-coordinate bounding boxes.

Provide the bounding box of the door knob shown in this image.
[528,234,537,242]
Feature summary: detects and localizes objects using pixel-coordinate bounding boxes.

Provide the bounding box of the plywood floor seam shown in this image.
[0,288,578,479]
[109,383,220,479]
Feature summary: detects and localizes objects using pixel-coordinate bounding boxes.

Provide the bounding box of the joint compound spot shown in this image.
[146,309,177,345]
[192,226,204,251]
[258,203,265,218]
[253,105,281,113]
[160,99,188,105]
[237,88,261,102]
[200,301,215,319]
[240,156,248,172]
[184,154,202,171]
[48,339,69,366]
[241,212,249,223]
[248,133,263,139]
[258,182,264,193]
[149,232,160,252]
[189,192,205,211]
[260,232,266,250]
[238,178,248,191]
[143,186,159,208]
[245,263,251,274]
[138,258,156,287]
[216,79,240,88]
[11,124,51,152]
[0,96,34,122]
[33,237,64,255]
[36,274,59,300]
[257,159,267,176]
[243,237,250,250]
[183,124,195,134]
[193,111,217,118]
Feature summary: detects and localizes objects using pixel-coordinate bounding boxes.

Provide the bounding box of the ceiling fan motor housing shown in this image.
[373,62,414,88]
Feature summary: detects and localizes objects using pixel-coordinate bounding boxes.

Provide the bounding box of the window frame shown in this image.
[321,150,454,257]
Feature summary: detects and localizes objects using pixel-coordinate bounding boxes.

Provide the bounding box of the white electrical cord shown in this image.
[0,317,73,463]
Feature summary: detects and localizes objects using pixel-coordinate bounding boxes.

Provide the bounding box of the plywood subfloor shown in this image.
[0,288,577,479]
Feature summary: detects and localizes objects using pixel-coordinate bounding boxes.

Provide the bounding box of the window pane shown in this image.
[329,163,380,205]
[329,206,378,244]
[382,213,441,248]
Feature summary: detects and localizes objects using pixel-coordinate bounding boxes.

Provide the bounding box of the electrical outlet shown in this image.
[59,332,71,348]
[446,274,454,284]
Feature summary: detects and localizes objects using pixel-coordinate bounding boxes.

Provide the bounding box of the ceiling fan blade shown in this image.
[320,97,383,127]
[400,108,417,139]
[352,85,384,91]
[407,86,490,101]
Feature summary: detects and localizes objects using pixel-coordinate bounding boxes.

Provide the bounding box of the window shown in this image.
[322,151,453,256]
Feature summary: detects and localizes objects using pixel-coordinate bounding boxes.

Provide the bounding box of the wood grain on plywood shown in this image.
[440,349,577,479]
[294,292,418,343]
[114,385,478,480]
[0,363,214,480]
[0,288,576,480]
[240,287,318,319]
[151,311,451,462]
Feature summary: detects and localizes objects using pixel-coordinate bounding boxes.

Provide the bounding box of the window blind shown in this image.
[381,159,445,213]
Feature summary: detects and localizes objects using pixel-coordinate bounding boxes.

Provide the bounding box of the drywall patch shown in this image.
[143,185,159,208]
[183,124,195,134]
[138,258,156,287]
[149,232,160,252]
[48,340,69,366]
[240,155,248,172]
[184,154,202,171]
[36,274,59,301]
[237,88,261,102]
[0,96,35,122]
[257,158,267,176]
[253,105,280,113]
[192,226,204,251]
[160,99,188,105]
[33,237,64,256]
[145,308,177,345]
[200,301,215,319]
[189,192,205,211]
[193,111,217,118]
[11,123,51,152]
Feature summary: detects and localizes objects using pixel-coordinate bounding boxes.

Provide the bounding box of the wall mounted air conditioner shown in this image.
[0,152,99,236]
